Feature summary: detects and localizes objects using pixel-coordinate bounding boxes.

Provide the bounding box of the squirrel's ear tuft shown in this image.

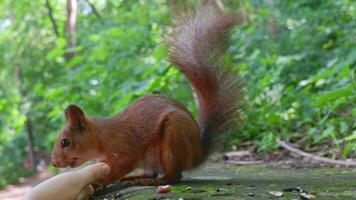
[64,104,86,128]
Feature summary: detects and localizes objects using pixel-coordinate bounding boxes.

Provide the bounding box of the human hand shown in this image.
[25,162,111,200]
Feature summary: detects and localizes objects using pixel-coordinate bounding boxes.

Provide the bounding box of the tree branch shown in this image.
[276,138,356,167]
[45,0,59,37]
[84,0,102,21]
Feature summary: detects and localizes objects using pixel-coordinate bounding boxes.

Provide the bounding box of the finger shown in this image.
[77,184,94,200]
[74,162,111,187]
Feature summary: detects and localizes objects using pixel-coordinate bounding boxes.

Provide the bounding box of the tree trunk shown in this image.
[15,66,37,171]
[25,114,36,171]
[65,0,77,60]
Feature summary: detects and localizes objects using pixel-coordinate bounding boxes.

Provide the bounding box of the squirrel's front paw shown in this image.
[135,178,158,186]
[95,173,113,185]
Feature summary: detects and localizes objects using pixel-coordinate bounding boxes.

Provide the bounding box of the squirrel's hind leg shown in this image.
[135,110,200,186]
[156,110,200,184]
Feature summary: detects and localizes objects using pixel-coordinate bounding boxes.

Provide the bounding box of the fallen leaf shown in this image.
[248,192,255,196]
[268,191,284,197]
[300,192,316,200]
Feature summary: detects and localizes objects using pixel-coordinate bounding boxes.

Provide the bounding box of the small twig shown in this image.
[276,138,356,167]
[225,160,263,165]
[222,150,252,160]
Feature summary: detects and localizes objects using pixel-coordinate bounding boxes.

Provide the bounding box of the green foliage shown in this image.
[0,135,32,187]
[0,0,355,187]
[227,0,356,154]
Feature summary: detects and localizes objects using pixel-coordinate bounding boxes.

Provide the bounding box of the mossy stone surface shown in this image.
[91,163,356,200]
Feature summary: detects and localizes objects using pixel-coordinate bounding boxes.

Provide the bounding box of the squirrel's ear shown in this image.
[64,105,86,131]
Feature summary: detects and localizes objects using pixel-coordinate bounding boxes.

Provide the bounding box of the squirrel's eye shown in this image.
[61,138,70,148]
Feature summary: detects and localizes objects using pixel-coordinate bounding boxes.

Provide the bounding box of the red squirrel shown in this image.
[51,1,244,185]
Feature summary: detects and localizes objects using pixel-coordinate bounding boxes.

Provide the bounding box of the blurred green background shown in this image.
[0,0,355,187]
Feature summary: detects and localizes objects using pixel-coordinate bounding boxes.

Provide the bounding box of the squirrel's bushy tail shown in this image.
[166,1,245,164]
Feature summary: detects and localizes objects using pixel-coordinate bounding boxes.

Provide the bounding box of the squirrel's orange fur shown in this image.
[51,1,244,185]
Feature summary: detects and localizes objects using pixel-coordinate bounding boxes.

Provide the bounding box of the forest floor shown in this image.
[0,170,52,200]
